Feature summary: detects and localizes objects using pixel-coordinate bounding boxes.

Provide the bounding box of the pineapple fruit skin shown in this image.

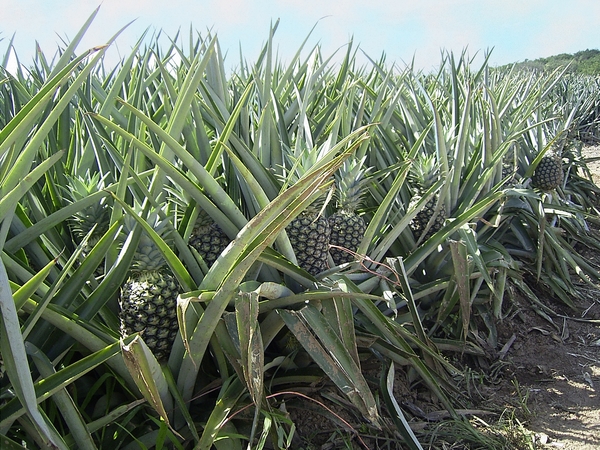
[410,196,446,240]
[119,271,179,361]
[287,213,331,276]
[329,210,366,265]
[189,222,231,267]
[532,155,563,191]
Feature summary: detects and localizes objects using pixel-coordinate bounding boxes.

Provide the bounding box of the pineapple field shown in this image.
[2,12,600,450]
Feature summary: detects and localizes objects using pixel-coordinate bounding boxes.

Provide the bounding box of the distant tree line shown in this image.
[500,49,600,76]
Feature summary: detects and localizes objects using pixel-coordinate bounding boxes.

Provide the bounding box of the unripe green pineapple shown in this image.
[287,207,331,275]
[119,213,180,361]
[501,150,520,188]
[120,271,179,360]
[410,196,446,240]
[329,157,370,265]
[532,152,563,191]
[409,154,446,241]
[329,211,366,264]
[284,146,332,276]
[189,210,231,268]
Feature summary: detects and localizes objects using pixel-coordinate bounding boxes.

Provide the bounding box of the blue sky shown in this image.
[1,0,599,73]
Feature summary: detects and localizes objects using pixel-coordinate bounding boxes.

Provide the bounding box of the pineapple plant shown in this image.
[119,212,180,361]
[328,157,370,265]
[284,148,332,276]
[409,154,446,241]
[188,209,231,268]
[532,150,563,191]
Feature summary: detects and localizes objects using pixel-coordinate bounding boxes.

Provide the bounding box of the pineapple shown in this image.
[119,213,180,361]
[501,146,519,187]
[65,171,111,253]
[284,147,332,276]
[409,154,446,241]
[532,151,563,191]
[188,210,231,268]
[287,206,331,275]
[328,157,370,265]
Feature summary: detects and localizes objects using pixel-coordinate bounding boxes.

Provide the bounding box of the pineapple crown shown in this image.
[64,171,108,201]
[409,153,440,192]
[283,141,333,184]
[64,171,111,241]
[123,208,173,273]
[282,143,335,214]
[334,156,372,212]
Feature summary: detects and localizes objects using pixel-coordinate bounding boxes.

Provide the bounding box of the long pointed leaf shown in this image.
[0,258,62,448]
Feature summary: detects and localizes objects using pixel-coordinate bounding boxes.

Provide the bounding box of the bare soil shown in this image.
[493,286,600,450]
[583,144,600,185]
